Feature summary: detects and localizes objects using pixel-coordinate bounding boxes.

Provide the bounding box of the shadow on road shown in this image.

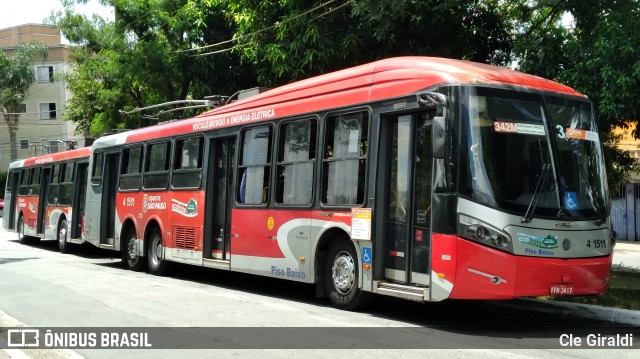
[11,237,633,343]
[0,257,39,265]
[9,238,120,259]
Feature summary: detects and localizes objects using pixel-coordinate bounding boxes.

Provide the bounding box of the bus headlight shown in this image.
[459,215,513,253]
[491,234,509,248]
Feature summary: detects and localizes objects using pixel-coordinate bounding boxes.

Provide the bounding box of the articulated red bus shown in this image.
[3,147,91,253]
[9,57,613,310]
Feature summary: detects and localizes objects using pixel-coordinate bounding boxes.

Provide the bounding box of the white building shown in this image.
[0,24,84,171]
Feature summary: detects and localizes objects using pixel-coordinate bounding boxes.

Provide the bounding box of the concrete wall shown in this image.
[0,24,83,172]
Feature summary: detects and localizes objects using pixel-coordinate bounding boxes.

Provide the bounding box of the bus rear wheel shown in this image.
[148,228,170,276]
[17,216,29,244]
[324,239,371,311]
[123,227,146,271]
[57,219,70,253]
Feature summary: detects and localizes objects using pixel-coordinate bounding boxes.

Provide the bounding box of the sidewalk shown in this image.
[612,240,640,272]
[512,240,640,326]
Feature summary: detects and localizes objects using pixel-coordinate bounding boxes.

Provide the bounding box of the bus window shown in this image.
[91,152,104,185]
[63,162,75,182]
[276,119,316,205]
[18,169,30,195]
[59,162,74,205]
[120,145,143,191]
[144,141,171,190]
[6,170,12,190]
[238,126,272,205]
[322,111,368,205]
[48,164,61,205]
[172,136,203,188]
[30,167,42,195]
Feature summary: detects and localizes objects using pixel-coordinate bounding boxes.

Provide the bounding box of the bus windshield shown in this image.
[461,87,608,221]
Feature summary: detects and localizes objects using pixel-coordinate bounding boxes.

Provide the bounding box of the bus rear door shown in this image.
[37,167,51,235]
[7,171,20,230]
[204,137,235,262]
[72,162,89,239]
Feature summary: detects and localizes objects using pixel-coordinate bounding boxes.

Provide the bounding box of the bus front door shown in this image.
[383,112,433,286]
[204,137,235,261]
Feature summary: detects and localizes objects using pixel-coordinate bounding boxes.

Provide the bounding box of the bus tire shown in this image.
[148,228,170,276]
[324,239,371,311]
[17,216,29,244]
[57,218,70,253]
[123,227,146,272]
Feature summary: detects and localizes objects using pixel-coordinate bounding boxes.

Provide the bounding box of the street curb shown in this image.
[0,310,84,359]
[612,264,640,273]
[492,297,640,326]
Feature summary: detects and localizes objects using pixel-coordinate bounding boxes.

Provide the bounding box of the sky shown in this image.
[0,0,114,29]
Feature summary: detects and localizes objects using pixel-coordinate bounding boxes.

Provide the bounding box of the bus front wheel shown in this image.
[324,239,371,311]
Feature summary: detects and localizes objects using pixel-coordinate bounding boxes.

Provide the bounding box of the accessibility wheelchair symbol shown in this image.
[362,247,372,264]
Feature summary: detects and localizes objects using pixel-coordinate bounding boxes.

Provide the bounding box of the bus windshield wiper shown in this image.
[522,163,550,224]
[573,153,606,225]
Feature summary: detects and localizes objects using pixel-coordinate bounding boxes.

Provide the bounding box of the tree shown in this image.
[214,0,514,85]
[51,0,256,137]
[512,0,640,191]
[0,42,48,162]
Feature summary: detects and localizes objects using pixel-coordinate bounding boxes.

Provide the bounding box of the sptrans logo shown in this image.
[171,198,198,217]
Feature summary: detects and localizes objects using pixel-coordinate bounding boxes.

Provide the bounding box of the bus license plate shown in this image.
[550,284,573,295]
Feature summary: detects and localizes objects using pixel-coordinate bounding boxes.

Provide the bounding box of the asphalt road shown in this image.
[0,220,637,359]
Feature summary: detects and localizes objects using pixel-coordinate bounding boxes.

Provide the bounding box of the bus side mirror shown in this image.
[417,91,448,160]
[433,115,446,159]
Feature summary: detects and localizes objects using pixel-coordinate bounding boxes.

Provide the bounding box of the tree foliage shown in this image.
[0,42,48,162]
[54,0,640,191]
[52,0,256,137]
[213,0,513,85]
[513,0,640,192]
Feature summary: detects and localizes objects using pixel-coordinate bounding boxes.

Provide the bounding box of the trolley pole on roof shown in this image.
[118,98,227,122]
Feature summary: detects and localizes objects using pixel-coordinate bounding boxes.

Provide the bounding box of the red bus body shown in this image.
[15,57,613,309]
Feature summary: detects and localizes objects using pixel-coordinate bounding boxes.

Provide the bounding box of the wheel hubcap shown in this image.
[151,237,162,266]
[331,251,355,294]
[58,225,67,246]
[128,236,138,261]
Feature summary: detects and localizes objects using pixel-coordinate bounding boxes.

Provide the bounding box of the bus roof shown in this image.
[9,146,92,169]
[96,57,582,146]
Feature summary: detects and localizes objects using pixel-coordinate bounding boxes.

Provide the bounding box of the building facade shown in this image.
[0,24,83,171]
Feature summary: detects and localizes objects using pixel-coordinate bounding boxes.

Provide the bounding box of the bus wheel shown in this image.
[324,239,371,311]
[57,219,70,253]
[148,228,170,276]
[17,216,28,244]
[123,228,146,271]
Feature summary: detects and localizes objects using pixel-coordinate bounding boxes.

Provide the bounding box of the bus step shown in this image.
[202,258,230,270]
[377,282,427,302]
